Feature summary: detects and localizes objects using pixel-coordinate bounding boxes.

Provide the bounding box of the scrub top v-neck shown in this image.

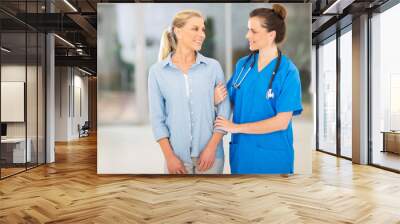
[227,52,303,174]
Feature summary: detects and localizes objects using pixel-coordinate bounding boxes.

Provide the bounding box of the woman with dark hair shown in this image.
[214,4,303,174]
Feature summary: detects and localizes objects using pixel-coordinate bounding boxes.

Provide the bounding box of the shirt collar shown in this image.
[162,51,208,67]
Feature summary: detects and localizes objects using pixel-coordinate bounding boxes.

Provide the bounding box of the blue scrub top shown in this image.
[227,52,303,174]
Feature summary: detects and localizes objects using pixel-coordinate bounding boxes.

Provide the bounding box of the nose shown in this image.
[246,30,251,40]
[199,30,205,39]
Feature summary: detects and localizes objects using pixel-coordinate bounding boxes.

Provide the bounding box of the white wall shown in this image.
[1,65,34,138]
[1,66,26,142]
[55,67,69,141]
[1,64,46,164]
[55,67,89,141]
[72,73,89,138]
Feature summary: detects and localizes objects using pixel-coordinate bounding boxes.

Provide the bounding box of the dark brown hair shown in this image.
[249,4,287,44]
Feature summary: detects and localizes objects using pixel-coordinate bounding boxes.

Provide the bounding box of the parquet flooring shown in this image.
[1,134,400,223]
[1,167,26,178]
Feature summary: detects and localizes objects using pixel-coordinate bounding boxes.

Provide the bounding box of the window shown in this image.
[371,2,400,171]
[317,37,337,154]
[339,29,352,158]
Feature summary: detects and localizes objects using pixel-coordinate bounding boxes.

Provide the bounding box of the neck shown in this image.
[258,45,278,63]
[173,45,196,64]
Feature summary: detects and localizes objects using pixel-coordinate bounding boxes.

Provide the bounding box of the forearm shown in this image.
[158,138,176,159]
[236,112,292,134]
[206,132,224,151]
[214,99,232,134]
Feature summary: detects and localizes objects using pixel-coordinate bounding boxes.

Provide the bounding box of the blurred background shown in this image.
[97,3,312,174]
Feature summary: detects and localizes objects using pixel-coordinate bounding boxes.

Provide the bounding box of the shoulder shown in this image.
[149,61,166,78]
[198,55,225,78]
[149,60,166,72]
[281,55,299,76]
[201,55,222,69]
[235,54,253,68]
[282,56,298,73]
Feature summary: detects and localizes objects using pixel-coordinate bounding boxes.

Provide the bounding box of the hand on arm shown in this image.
[214,112,293,134]
[214,82,228,106]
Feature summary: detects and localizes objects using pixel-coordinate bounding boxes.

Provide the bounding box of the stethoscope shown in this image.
[232,49,282,99]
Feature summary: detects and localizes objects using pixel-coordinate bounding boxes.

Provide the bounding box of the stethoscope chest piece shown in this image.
[266,88,274,99]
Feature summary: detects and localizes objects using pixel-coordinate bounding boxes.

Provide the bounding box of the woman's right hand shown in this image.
[166,154,188,174]
[214,82,228,106]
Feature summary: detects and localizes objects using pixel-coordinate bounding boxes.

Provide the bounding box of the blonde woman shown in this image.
[148,10,230,174]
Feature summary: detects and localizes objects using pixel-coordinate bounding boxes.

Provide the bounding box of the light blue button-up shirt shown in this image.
[148,52,231,165]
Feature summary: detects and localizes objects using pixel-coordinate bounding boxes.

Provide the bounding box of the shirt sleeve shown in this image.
[213,62,231,134]
[148,67,170,141]
[276,68,303,116]
[226,71,235,103]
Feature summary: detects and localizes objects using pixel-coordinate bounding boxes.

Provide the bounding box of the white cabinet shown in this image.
[1,138,32,163]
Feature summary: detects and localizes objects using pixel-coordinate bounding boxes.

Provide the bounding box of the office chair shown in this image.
[79,121,90,138]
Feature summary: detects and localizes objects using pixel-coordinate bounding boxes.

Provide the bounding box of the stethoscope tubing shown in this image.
[232,50,282,99]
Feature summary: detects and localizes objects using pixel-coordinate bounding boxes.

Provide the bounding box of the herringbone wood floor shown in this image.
[1,134,400,224]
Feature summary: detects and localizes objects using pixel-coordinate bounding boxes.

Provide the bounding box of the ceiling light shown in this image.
[63,0,78,12]
[322,0,355,15]
[78,67,93,76]
[1,47,11,53]
[323,0,341,14]
[54,34,75,48]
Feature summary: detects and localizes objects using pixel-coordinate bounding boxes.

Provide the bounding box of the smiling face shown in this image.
[174,16,206,52]
[246,16,276,51]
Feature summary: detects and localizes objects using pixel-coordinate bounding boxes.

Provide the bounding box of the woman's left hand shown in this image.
[214,116,239,133]
[197,146,216,172]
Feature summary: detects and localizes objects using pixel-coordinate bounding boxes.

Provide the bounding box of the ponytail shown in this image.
[158,27,177,61]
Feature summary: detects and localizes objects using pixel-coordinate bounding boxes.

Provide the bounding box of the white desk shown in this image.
[381,131,400,154]
[1,138,31,163]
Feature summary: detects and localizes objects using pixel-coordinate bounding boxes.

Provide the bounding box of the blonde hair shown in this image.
[158,10,203,61]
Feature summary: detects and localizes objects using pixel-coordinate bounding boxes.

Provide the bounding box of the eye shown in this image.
[248,28,256,34]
